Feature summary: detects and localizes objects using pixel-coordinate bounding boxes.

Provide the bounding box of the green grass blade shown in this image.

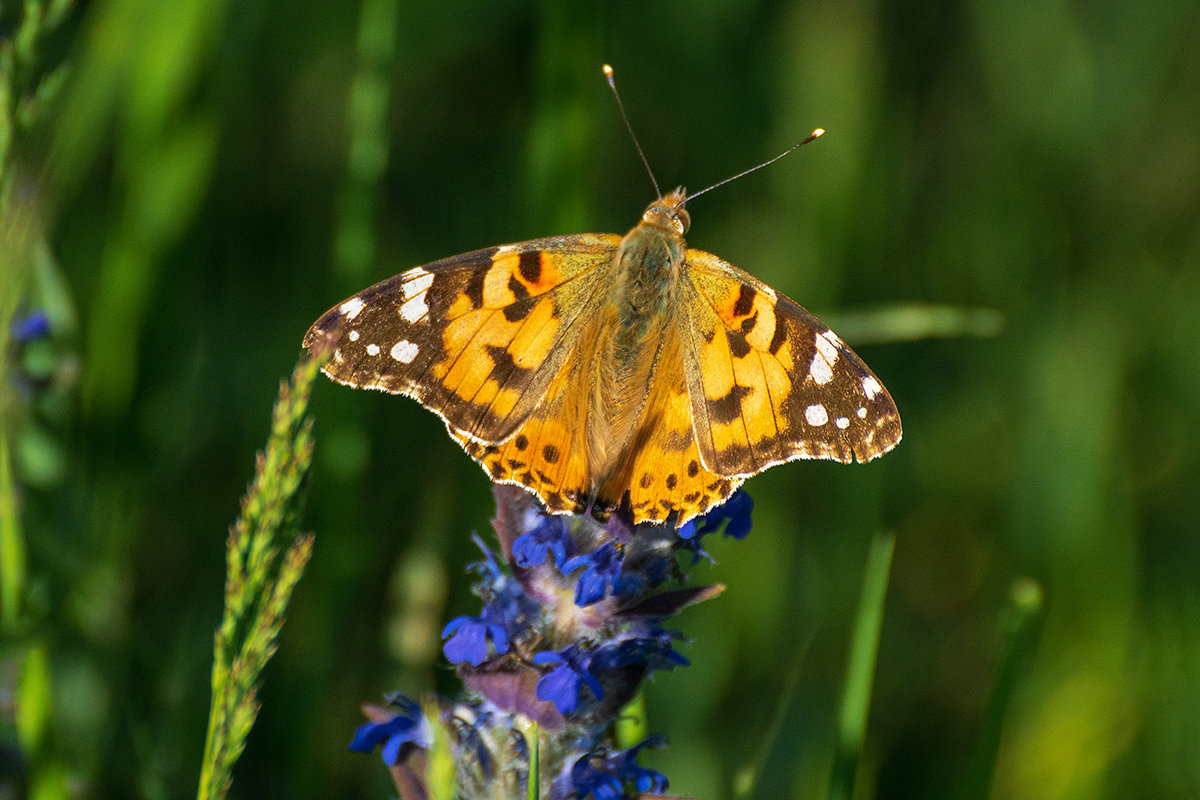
[0,434,25,628]
[827,532,895,800]
[331,0,399,285]
[733,633,813,799]
[955,578,1044,799]
[821,304,1006,345]
[15,645,71,800]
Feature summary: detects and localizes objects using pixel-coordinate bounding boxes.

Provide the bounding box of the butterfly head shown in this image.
[641,188,690,237]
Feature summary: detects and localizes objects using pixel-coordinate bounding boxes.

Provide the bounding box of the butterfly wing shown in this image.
[680,249,902,476]
[455,344,596,516]
[304,234,621,444]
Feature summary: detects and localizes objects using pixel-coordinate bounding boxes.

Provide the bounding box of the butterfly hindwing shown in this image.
[455,347,594,516]
[304,235,620,443]
[680,249,902,477]
[598,329,742,524]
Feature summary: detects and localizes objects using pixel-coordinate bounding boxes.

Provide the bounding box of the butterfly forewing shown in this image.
[304,236,619,443]
[680,250,902,477]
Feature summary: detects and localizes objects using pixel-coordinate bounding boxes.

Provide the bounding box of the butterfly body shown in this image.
[587,190,690,490]
[305,189,901,527]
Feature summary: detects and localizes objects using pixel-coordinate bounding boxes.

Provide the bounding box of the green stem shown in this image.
[528,722,540,800]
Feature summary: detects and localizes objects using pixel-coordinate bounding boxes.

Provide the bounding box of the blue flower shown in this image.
[512,515,574,568]
[608,739,669,794]
[442,607,510,666]
[444,536,540,665]
[589,630,690,675]
[569,739,668,800]
[678,490,754,541]
[349,695,429,765]
[533,645,604,715]
[10,311,50,342]
[562,542,642,606]
[467,533,509,583]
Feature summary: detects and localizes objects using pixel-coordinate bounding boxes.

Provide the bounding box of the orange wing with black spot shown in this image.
[680,250,902,477]
[304,235,620,445]
[454,346,596,516]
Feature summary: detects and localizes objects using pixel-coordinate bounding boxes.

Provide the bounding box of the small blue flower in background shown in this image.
[569,739,668,800]
[533,644,604,715]
[512,515,574,568]
[10,310,50,342]
[7,309,57,399]
[348,695,429,765]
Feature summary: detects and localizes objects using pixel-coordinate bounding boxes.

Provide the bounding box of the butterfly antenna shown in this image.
[686,128,825,203]
[604,64,662,199]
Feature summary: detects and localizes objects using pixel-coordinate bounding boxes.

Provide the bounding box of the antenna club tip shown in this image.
[603,64,614,76]
[812,128,825,138]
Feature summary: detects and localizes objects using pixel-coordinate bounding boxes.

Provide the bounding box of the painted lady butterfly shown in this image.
[305,184,901,527]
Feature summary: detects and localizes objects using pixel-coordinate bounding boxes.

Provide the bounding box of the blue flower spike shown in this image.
[512,515,574,568]
[354,485,753,798]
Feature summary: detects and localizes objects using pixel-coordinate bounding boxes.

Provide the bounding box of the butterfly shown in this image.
[304,186,901,528]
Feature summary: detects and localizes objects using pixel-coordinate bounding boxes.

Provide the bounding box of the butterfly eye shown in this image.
[672,207,690,235]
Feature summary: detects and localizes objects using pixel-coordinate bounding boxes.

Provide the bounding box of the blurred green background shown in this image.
[3,0,1199,798]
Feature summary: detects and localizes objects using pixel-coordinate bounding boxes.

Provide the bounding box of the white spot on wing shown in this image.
[814,331,839,363]
[339,297,366,320]
[809,352,833,385]
[821,329,843,348]
[403,267,434,298]
[390,340,419,363]
[366,343,381,356]
[348,330,360,341]
[857,407,867,418]
[836,416,850,429]
[400,292,429,323]
[805,403,829,426]
[862,376,882,400]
